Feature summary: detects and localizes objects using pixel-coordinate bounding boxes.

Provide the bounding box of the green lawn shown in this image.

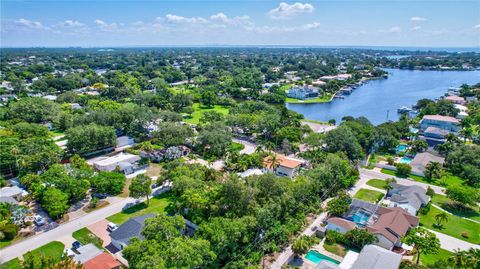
[72,228,104,249]
[380,169,463,188]
[419,205,480,244]
[0,258,20,269]
[285,94,333,104]
[107,193,173,224]
[230,142,245,153]
[0,239,14,249]
[183,103,230,124]
[366,179,388,190]
[323,242,347,257]
[431,194,480,222]
[418,248,453,266]
[353,189,385,204]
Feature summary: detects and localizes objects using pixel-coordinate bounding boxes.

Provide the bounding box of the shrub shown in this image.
[426,186,435,197]
[461,232,469,238]
[0,224,19,240]
[419,203,431,215]
[386,157,395,165]
[325,230,345,245]
[395,163,412,177]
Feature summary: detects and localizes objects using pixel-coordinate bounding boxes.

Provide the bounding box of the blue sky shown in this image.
[1,0,479,47]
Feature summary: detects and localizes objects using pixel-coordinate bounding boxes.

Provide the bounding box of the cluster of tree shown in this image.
[0,202,29,242]
[325,229,376,250]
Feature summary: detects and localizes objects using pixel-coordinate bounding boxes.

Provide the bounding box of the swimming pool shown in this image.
[305,250,341,265]
[398,157,413,164]
[352,210,371,225]
[395,144,408,153]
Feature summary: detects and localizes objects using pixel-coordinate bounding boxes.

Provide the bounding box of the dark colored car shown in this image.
[92,193,107,199]
[72,241,82,249]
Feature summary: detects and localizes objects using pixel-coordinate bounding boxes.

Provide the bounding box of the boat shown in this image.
[397,106,412,113]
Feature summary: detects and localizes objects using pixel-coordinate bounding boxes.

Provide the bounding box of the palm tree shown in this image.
[460,127,474,142]
[266,153,280,171]
[425,161,442,180]
[434,212,449,228]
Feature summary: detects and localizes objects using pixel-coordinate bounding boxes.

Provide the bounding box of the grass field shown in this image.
[353,189,385,204]
[183,103,229,124]
[0,238,14,249]
[0,258,20,269]
[72,227,104,249]
[418,248,453,266]
[431,194,480,222]
[365,179,388,190]
[1,241,66,269]
[419,205,480,244]
[107,193,173,224]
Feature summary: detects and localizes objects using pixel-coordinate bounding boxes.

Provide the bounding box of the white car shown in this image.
[107,222,118,232]
[34,215,46,226]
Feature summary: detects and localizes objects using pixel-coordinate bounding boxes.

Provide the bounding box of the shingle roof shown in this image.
[410,152,445,173]
[388,183,430,211]
[351,245,402,269]
[73,244,103,264]
[0,186,24,198]
[110,214,155,245]
[83,253,120,269]
[367,207,419,244]
[422,115,460,123]
[327,217,356,230]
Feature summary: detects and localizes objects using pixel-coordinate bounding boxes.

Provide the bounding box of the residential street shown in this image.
[427,229,480,252]
[232,138,258,155]
[0,196,134,263]
[358,168,446,195]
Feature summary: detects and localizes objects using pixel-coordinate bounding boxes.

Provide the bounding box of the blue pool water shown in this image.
[352,211,371,225]
[398,157,413,164]
[305,250,341,265]
[396,144,408,153]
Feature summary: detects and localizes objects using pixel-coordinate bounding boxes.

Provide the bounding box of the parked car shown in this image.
[34,215,45,226]
[107,222,118,232]
[92,193,107,199]
[151,183,159,189]
[72,241,82,250]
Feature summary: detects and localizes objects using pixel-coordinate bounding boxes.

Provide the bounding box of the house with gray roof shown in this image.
[110,214,155,250]
[351,245,402,269]
[410,152,445,176]
[387,183,430,215]
[72,243,103,264]
[0,186,26,201]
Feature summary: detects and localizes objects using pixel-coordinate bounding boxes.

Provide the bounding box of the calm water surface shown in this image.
[286,69,480,125]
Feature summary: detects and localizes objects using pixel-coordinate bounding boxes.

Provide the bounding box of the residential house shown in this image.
[326,217,356,234]
[92,153,141,175]
[140,146,191,162]
[445,95,466,105]
[72,243,103,264]
[409,152,445,176]
[83,253,121,269]
[287,86,319,100]
[366,207,419,250]
[387,183,430,215]
[110,214,155,250]
[419,115,460,146]
[263,154,305,178]
[0,186,26,202]
[350,245,402,269]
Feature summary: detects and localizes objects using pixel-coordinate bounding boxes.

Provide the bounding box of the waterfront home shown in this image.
[419,115,460,133]
[320,74,352,81]
[263,154,305,178]
[92,152,141,175]
[386,183,430,215]
[311,79,327,87]
[110,214,155,250]
[287,86,319,100]
[350,245,402,269]
[409,152,445,176]
[445,95,466,105]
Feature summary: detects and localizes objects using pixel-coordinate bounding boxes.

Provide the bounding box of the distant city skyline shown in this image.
[1,0,479,47]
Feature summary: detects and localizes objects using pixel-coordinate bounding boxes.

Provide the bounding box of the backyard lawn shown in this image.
[285,94,333,104]
[1,241,66,269]
[353,189,384,204]
[183,103,229,124]
[418,248,453,266]
[72,227,104,249]
[365,179,388,190]
[107,193,173,224]
[430,194,480,222]
[323,242,347,257]
[419,205,480,244]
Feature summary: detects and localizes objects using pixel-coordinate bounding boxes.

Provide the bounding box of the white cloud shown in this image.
[267,2,314,20]
[14,18,49,30]
[412,26,422,31]
[94,19,118,31]
[60,20,84,27]
[165,14,207,24]
[411,16,427,22]
[249,22,320,33]
[379,26,401,33]
[474,24,480,29]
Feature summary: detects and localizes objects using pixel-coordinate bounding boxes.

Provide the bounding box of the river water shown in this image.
[286,69,480,125]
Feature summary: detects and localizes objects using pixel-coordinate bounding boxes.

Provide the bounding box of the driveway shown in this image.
[427,229,480,251]
[232,138,258,155]
[88,220,111,247]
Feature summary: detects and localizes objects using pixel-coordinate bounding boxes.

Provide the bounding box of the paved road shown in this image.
[359,168,446,195]
[0,197,134,264]
[427,229,480,252]
[232,138,258,155]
